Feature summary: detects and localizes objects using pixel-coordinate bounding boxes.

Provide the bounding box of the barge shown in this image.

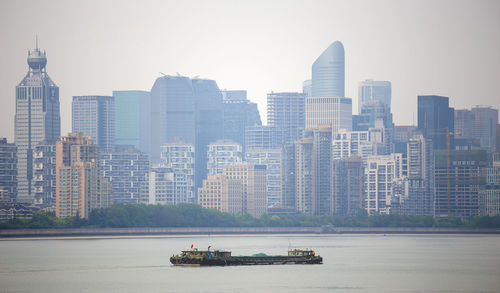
[170,247,323,266]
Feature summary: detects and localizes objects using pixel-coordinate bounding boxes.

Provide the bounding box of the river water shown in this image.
[0,234,499,293]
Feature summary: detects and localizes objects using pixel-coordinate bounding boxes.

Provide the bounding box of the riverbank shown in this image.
[1,226,499,238]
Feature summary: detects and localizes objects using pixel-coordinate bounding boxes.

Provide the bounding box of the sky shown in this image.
[1,0,499,141]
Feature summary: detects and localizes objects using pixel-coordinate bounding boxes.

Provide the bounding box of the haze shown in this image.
[1,0,499,140]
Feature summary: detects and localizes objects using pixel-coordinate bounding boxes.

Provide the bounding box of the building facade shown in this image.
[479,153,500,216]
[140,167,176,205]
[417,95,454,151]
[245,149,282,207]
[198,174,243,214]
[471,106,498,153]
[245,126,285,150]
[267,92,305,143]
[331,156,364,216]
[311,124,333,216]
[312,41,345,98]
[33,141,56,205]
[72,95,115,152]
[358,80,391,114]
[305,96,352,134]
[160,141,195,203]
[0,139,17,202]
[56,133,111,219]
[113,90,150,153]
[295,134,313,215]
[15,44,60,203]
[207,140,242,175]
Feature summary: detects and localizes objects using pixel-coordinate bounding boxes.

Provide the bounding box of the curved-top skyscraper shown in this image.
[311,41,345,97]
[15,41,60,203]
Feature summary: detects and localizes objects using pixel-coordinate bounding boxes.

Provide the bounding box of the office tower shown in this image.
[479,153,500,216]
[245,148,281,207]
[392,134,434,216]
[471,106,498,152]
[311,124,333,215]
[100,146,149,204]
[417,95,454,151]
[33,141,56,205]
[221,90,262,152]
[434,150,487,218]
[267,92,305,143]
[160,141,195,203]
[56,133,111,218]
[207,140,242,175]
[358,80,391,114]
[245,126,285,150]
[312,41,345,97]
[364,153,405,215]
[113,90,150,153]
[302,80,312,97]
[0,138,17,202]
[305,97,352,134]
[72,96,115,152]
[150,75,196,164]
[140,167,176,205]
[331,156,364,216]
[222,162,267,217]
[393,125,418,154]
[280,142,296,210]
[198,174,243,213]
[15,43,60,203]
[454,109,475,140]
[295,133,313,214]
[192,78,224,189]
[354,102,394,131]
[497,125,500,153]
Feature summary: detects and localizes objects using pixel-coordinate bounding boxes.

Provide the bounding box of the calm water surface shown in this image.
[0,235,499,293]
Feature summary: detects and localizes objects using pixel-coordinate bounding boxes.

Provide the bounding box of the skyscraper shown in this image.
[72,96,115,152]
[160,141,195,203]
[471,106,498,153]
[311,124,333,216]
[358,80,392,114]
[267,92,305,143]
[417,95,454,151]
[15,42,60,203]
[113,90,150,153]
[0,138,17,202]
[331,156,364,216]
[312,41,345,97]
[305,96,352,134]
[245,126,285,150]
[245,148,282,207]
[207,140,242,175]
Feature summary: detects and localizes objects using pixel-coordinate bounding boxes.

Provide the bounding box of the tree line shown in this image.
[1,203,500,229]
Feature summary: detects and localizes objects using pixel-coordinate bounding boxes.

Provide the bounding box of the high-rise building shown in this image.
[222,90,262,152]
[354,102,394,131]
[0,138,17,202]
[312,41,345,97]
[417,95,454,151]
[280,142,296,210]
[392,134,435,216]
[331,156,364,216]
[302,80,312,97]
[332,130,373,160]
[150,75,196,164]
[56,133,111,218]
[364,153,405,215]
[160,141,195,203]
[140,167,176,205]
[222,162,267,217]
[358,80,392,114]
[305,97,352,134]
[113,90,150,153]
[479,153,500,216]
[72,95,115,152]
[267,92,305,143]
[33,141,56,205]
[245,126,285,150]
[207,140,242,175]
[245,149,281,207]
[15,43,60,203]
[312,124,333,216]
[434,150,487,218]
[100,146,149,204]
[198,174,243,214]
[295,134,313,215]
[471,106,498,153]
[393,126,418,154]
[454,109,475,140]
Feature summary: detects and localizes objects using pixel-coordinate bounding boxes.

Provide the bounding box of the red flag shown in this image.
[191,244,194,249]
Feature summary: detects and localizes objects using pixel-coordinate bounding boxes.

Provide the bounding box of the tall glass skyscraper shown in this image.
[15,42,60,203]
[72,96,115,152]
[358,80,392,113]
[417,95,454,151]
[267,92,305,143]
[312,41,345,97]
[113,90,150,153]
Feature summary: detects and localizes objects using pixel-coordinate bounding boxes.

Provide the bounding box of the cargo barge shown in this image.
[170,247,322,266]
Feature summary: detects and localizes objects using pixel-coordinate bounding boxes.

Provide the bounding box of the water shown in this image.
[0,235,499,293]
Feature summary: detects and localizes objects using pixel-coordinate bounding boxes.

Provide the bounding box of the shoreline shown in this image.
[1,226,499,240]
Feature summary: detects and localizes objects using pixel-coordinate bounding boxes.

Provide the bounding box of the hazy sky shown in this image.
[1,0,499,141]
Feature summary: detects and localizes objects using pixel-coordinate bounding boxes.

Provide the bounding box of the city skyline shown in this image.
[1,0,500,141]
